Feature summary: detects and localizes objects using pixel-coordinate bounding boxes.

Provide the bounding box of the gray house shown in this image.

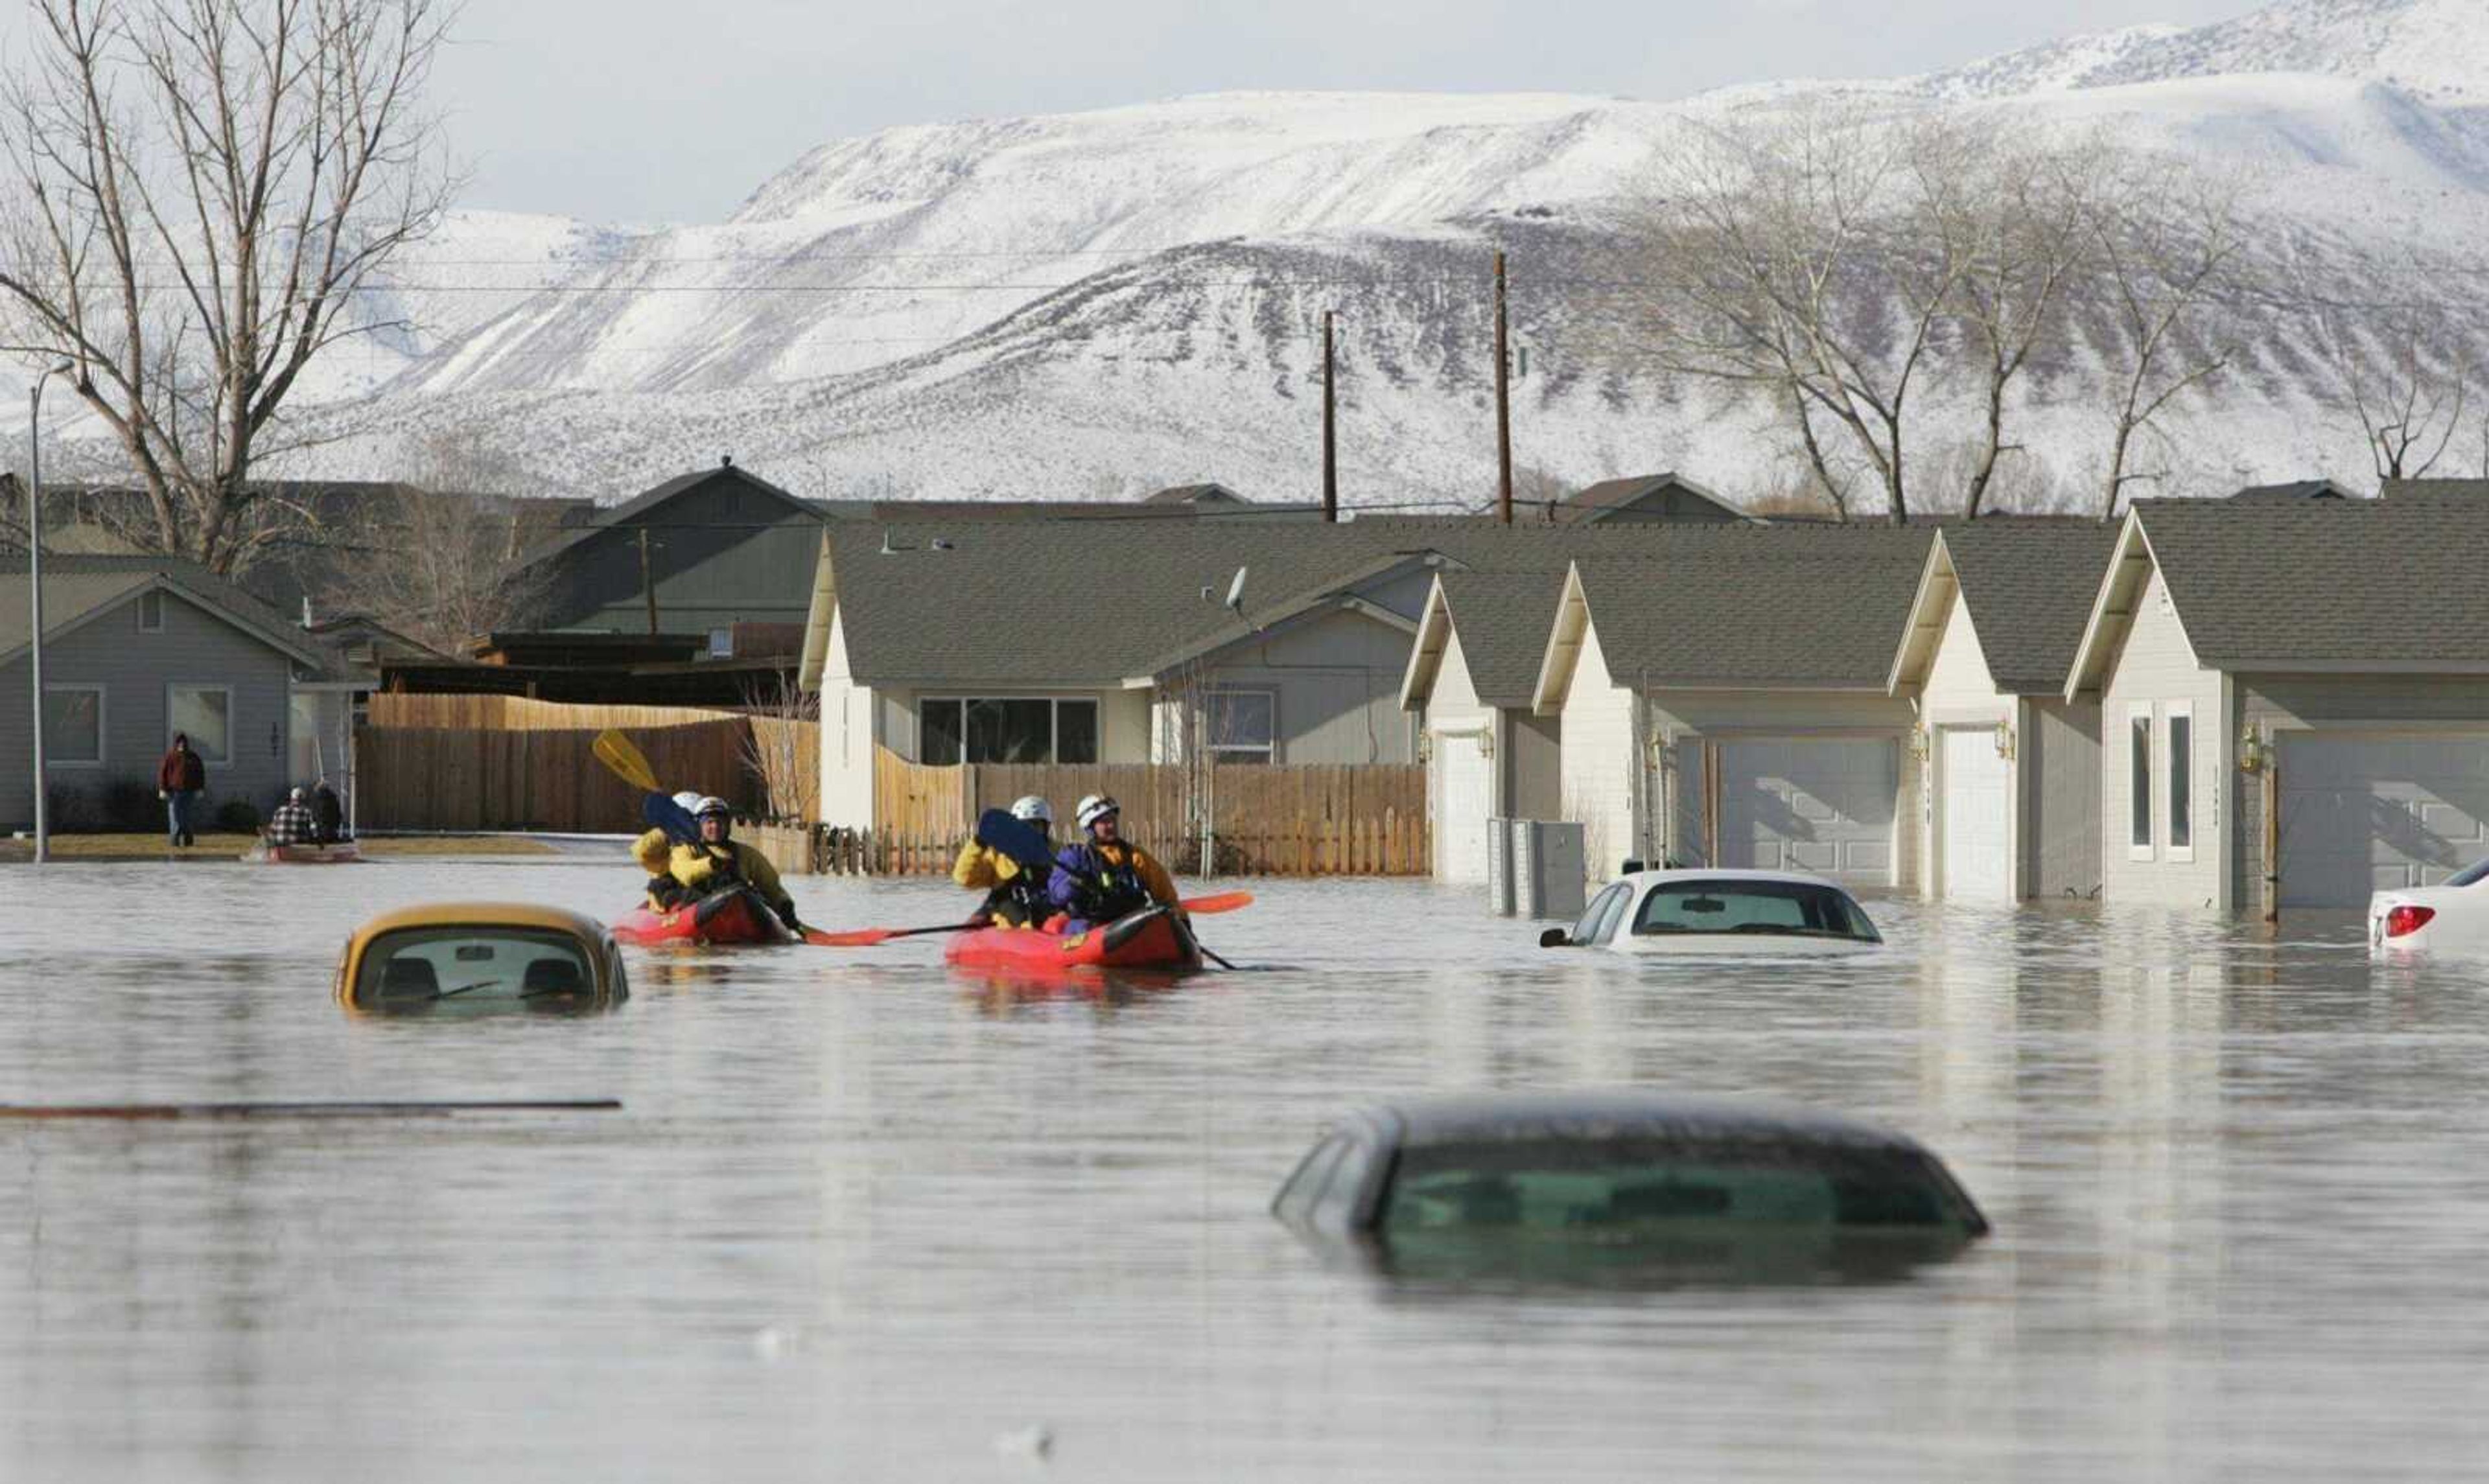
[1551,472,1749,526]
[2067,491,2489,912]
[0,555,351,830]
[1887,521,2116,901]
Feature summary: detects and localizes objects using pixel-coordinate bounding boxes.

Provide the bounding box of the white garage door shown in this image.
[2280,732,2489,907]
[1432,732,1495,882]
[1717,737,1897,885]
[1941,726,2013,901]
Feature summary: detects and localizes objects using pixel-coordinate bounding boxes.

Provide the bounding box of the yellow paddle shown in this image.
[592,729,661,793]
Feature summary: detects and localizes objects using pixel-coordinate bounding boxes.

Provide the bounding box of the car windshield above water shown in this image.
[1631,877,1880,944]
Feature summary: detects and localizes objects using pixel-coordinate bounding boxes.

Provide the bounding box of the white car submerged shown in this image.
[1541,869,1884,955]
[2368,858,2489,956]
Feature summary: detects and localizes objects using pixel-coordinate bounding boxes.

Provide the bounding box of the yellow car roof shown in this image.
[351,902,609,940]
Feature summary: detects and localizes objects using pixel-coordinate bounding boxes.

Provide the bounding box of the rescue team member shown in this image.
[1047,794,1179,932]
[952,795,1055,928]
[263,787,318,847]
[157,732,207,847]
[631,794,804,932]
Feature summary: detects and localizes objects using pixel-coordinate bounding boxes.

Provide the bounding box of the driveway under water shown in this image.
[2,853,2484,1480]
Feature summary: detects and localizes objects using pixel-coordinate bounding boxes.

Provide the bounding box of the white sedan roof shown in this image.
[1611,868,1853,892]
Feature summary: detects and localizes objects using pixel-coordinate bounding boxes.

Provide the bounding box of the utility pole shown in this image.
[1322,309,1338,524]
[1493,250,1513,526]
[27,362,72,864]
[636,527,659,636]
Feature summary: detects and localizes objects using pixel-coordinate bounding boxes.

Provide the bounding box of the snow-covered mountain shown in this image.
[237,0,2489,504]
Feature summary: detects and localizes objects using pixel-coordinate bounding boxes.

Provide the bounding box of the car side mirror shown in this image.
[1539,927,1571,948]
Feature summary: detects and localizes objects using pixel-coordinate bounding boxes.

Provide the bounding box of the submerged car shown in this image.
[1274,1091,1987,1284]
[1540,869,1882,953]
[336,903,629,1015]
[2370,857,2489,956]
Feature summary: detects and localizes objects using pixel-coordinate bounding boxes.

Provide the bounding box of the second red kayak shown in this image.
[944,903,1203,972]
[612,884,793,947]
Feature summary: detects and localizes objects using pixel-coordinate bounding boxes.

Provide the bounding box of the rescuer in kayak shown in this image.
[1048,794,1180,931]
[953,794,1055,927]
[632,794,804,932]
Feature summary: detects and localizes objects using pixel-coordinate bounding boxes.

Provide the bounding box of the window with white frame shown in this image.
[2127,706,2153,860]
[137,590,164,632]
[1205,688,1277,763]
[2166,702,2194,860]
[169,685,232,764]
[707,627,733,658]
[917,697,1100,765]
[44,686,104,766]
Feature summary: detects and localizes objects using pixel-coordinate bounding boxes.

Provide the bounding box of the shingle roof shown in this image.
[1558,472,1744,524]
[1939,520,2123,694]
[1567,526,1934,688]
[2226,479,2359,502]
[1433,570,1570,706]
[824,517,1932,687]
[517,463,816,568]
[0,553,344,675]
[2381,478,2489,501]
[2134,494,2489,667]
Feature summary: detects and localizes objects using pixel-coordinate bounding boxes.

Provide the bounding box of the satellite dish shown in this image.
[1223,566,1248,614]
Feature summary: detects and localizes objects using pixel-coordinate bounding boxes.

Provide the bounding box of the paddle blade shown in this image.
[593,730,660,793]
[975,807,1058,873]
[806,927,896,947]
[1177,891,1254,915]
[643,792,697,842]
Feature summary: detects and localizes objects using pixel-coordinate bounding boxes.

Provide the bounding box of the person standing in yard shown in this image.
[1048,794,1180,932]
[263,788,317,847]
[157,732,207,847]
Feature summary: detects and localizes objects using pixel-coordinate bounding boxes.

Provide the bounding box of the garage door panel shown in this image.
[1718,737,1897,885]
[2279,732,2489,906]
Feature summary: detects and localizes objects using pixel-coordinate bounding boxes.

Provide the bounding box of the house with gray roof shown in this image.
[2065,491,2489,912]
[0,554,360,831]
[1529,527,1934,887]
[1887,521,2118,901]
[1397,570,1567,881]
[1552,472,1749,526]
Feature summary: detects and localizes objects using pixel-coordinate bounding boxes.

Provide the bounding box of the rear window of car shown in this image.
[1380,1137,1970,1236]
[355,927,598,1006]
[1631,879,1880,942]
[2449,858,2489,888]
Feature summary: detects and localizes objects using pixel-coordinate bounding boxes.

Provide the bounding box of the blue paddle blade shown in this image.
[975,807,1056,873]
[644,792,698,842]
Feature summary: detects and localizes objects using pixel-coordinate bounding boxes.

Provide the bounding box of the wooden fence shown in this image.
[843,747,1429,876]
[368,693,742,730]
[357,720,760,832]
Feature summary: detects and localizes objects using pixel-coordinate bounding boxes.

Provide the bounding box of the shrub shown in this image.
[213,798,261,835]
[103,778,159,831]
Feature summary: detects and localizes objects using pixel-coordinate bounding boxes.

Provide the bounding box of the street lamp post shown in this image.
[27,361,74,864]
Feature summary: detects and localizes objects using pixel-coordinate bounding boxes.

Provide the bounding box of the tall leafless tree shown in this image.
[319,483,561,652]
[0,0,456,575]
[2085,157,2249,520]
[2293,246,2483,484]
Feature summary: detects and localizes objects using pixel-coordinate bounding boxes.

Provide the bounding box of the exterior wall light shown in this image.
[1907,726,1931,763]
[2239,726,2268,774]
[1994,719,2015,761]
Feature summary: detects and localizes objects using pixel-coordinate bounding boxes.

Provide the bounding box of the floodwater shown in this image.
[3,852,2487,1482]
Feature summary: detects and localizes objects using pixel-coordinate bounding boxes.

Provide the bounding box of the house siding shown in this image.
[2232,673,2489,916]
[2026,696,2103,899]
[2098,566,2226,907]
[1504,710,1561,820]
[818,612,876,828]
[1652,690,1919,889]
[1178,609,1420,766]
[0,589,299,828]
[1555,616,1638,881]
[1912,590,2009,897]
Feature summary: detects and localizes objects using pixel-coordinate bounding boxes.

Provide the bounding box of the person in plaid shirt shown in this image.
[264,787,318,846]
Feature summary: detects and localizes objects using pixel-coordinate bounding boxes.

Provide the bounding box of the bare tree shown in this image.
[738,674,820,824]
[0,0,456,575]
[1621,101,1991,525]
[2086,157,2249,520]
[2293,246,2482,484]
[319,485,559,651]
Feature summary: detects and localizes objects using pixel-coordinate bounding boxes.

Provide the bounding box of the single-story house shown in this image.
[2065,490,2489,912]
[0,554,362,831]
[1887,521,2117,901]
[1550,472,1749,526]
[1530,527,1933,887]
[1397,570,1567,880]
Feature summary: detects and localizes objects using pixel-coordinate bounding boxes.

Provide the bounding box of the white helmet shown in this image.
[672,791,703,813]
[694,795,732,819]
[1075,793,1119,831]
[1009,795,1053,826]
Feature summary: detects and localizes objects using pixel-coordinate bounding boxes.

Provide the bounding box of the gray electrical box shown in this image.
[1486,818,1517,916]
[1511,819,1586,921]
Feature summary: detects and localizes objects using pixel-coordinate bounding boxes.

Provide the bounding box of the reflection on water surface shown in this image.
[3,859,2488,1479]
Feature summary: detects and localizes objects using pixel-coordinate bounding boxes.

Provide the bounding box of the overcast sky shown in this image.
[9,0,2261,223]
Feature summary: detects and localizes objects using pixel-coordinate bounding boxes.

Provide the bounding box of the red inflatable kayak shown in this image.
[944,903,1202,973]
[612,884,793,947]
